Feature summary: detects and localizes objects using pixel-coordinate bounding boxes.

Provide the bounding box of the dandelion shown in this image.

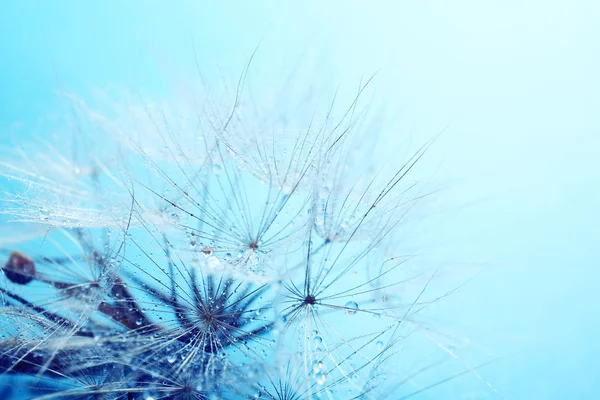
[0,53,504,399]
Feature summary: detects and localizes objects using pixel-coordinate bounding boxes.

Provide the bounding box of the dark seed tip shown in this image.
[303,294,316,305]
[3,251,36,285]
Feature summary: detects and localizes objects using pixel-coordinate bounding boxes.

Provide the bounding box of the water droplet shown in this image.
[253,391,262,399]
[376,340,383,350]
[135,318,143,326]
[345,301,358,315]
[314,336,323,346]
[316,372,328,385]
[201,247,213,256]
[373,313,381,320]
[38,208,50,221]
[312,360,324,373]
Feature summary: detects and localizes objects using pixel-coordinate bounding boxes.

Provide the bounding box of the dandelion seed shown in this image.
[0,50,504,400]
[2,251,35,285]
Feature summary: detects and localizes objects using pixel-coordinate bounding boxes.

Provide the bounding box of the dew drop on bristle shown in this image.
[201,246,213,256]
[316,372,328,385]
[3,251,36,285]
[345,301,359,315]
[312,360,324,373]
[38,207,49,221]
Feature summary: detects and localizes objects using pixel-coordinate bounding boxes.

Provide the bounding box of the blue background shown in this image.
[1,1,598,398]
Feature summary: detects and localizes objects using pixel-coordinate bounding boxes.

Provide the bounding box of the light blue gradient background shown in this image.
[1,1,598,398]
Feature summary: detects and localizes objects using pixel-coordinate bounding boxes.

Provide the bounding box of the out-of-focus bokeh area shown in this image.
[1,1,598,398]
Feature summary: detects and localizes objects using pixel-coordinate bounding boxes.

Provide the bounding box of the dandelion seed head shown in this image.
[303,294,317,306]
[0,50,504,400]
